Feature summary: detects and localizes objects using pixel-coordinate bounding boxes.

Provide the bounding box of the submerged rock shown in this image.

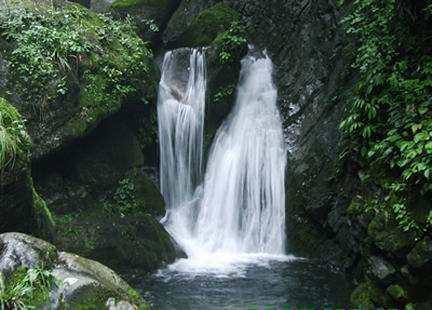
[0,233,148,309]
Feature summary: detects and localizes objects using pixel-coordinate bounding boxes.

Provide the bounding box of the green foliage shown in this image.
[340,0,432,234]
[0,266,55,309]
[213,21,247,64]
[111,0,168,10]
[104,178,141,216]
[0,98,30,171]
[0,2,154,116]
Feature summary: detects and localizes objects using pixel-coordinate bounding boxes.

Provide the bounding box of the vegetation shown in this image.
[213,21,247,64]
[0,266,55,309]
[104,177,141,216]
[0,1,155,122]
[179,3,241,47]
[111,0,169,10]
[0,98,30,171]
[340,0,432,235]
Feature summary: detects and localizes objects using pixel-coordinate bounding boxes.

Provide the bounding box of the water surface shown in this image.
[134,256,351,309]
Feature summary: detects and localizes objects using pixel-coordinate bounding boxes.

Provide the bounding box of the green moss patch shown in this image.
[179,3,240,47]
[0,97,31,171]
[111,0,169,10]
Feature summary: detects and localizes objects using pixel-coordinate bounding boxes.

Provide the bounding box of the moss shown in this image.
[179,3,240,46]
[386,284,407,301]
[133,173,165,217]
[31,184,56,239]
[367,212,414,253]
[350,281,387,310]
[347,197,363,216]
[0,2,157,158]
[111,0,169,9]
[53,208,176,273]
[0,97,31,171]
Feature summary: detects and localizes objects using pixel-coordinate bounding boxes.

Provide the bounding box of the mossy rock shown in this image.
[386,284,408,301]
[350,281,389,310]
[111,0,169,9]
[109,0,179,42]
[367,213,415,254]
[53,209,177,274]
[0,98,52,236]
[176,3,240,47]
[0,233,149,309]
[407,237,432,269]
[0,2,157,159]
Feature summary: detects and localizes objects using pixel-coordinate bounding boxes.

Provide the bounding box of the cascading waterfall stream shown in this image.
[158,47,289,274]
[158,48,206,210]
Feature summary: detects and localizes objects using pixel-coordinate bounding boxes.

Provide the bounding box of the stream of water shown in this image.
[139,47,351,309]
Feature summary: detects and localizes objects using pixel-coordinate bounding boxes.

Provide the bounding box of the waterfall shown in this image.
[193,51,286,255]
[158,48,288,273]
[158,48,206,210]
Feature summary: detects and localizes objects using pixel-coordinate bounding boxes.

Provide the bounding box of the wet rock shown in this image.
[0,233,57,276]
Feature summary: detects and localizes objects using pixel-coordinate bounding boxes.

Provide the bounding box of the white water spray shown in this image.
[158,49,206,210]
[158,48,289,275]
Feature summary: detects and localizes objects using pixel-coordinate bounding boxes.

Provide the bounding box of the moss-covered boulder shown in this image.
[31,113,178,273]
[106,0,180,43]
[164,2,240,47]
[367,213,415,254]
[0,98,53,236]
[0,232,149,309]
[350,281,389,310]
[54,210,177,274]
[0,1,157,160]
[178,3,240,47]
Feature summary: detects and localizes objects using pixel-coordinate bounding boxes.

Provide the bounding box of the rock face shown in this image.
[0,232,149,309]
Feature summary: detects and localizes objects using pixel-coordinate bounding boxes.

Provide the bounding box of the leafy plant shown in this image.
[340,0,432,234]
[213,21,247,64]
[104,178,141,216]
[0,266,55,309]
[0,2,154,116]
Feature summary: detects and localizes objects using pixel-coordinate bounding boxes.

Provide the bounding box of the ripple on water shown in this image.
[133,255,352,310]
